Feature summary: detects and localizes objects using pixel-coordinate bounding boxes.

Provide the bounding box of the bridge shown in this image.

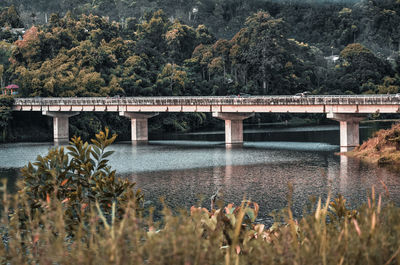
[12,95,400,150]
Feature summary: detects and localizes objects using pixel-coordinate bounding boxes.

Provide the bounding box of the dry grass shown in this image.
[349,123,400,166]
[1,179,400,265]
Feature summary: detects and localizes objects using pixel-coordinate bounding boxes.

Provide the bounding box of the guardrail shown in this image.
[13,95,400,106]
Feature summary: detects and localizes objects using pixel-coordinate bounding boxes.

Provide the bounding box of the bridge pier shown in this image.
[213,113,254,147]
[327,113,366,152]
[119,112,158,144]
[42,111,80,144]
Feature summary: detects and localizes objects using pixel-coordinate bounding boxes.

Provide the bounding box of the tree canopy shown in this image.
[0,1,399,136]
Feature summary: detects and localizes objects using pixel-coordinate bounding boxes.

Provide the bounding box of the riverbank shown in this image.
[347,122,400,167]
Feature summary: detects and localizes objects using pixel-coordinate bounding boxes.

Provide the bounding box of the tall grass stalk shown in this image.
[1,183,400,264]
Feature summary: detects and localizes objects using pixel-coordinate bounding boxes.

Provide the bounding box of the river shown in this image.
[1,121,400,223]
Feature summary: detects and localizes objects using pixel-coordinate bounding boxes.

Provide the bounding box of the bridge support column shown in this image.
[327,113,366,152]
[42,111,80,144]
[213,113,254,147]
[119,112,158,144]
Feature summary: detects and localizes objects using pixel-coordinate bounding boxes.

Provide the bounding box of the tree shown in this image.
[338,43,393,93]
[0,95,13,141]
[136,10,170,51]
[10,14,128,97]
[165,21,196,64]
[212,39,231,80]
[195,24,215,45]
[0,41,12,86]
[0,5,24,28]
[155,63,189,96]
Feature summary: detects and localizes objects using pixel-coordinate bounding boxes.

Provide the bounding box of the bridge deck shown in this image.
[12,95,400,113]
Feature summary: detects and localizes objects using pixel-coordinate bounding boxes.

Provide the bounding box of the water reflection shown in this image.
[338,155,359,196]
[54,139,69,146]
[123,143,400,223]
[224,148,233,183]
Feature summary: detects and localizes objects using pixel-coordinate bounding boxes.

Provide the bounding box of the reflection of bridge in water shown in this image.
[12,95,400,149]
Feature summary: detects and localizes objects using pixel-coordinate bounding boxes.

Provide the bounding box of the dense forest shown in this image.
[0,0,399,140]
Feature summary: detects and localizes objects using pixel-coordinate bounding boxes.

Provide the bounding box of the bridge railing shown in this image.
[13,95,400,106]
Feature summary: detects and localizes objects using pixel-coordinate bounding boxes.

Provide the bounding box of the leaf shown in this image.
[353,219,362,237]
[315,197,322,221]
[61,179,69,186]
[235,245,241,254]
[33,234,40,244]
[245,208,256,222]
[225,203,235,214]
[252,202,259,216]
[91,150,99,161]
[91,139,101,148]
[81,203,88,211]
[102,151,114,159]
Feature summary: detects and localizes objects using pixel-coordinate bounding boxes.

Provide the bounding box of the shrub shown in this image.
[0,95,13,141]
[386,129,400,151]
[17,128,143,232]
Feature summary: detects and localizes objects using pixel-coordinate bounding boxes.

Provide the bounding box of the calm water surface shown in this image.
[1,122,400,223]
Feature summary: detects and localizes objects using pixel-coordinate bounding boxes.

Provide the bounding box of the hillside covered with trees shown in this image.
[0,0,399,140]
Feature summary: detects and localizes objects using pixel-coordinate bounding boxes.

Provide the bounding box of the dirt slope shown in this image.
[349,123,400,165]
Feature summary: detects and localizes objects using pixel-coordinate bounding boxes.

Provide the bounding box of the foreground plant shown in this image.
[2,184,399,265]
[16,128,142,232]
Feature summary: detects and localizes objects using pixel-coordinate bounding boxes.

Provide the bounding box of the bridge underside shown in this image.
[38,111,368,150]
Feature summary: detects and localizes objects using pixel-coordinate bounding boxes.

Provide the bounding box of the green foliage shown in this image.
[165,21,197,63]
[155,63,189,96]
[6,4,400,98]
[2,0,400,56]
[340,43,375,60]
[335,43,395,94]
[187,11,322,95]
[190,200,260,249]
[385,129,400,150]
[18,128,143,231]
[0,40,17,86]
[377,75,400,94]
[12,16,125,97]
[0,2,399,136]
[0,5,23,28]
[0,95,13,141]
[328,194,357,222]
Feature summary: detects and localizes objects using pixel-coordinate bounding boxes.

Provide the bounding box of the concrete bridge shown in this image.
[12,95,400,149]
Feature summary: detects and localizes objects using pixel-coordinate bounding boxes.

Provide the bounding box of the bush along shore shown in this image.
[0,95,14,142]
[0,129,400,264]
[348,123,400,168]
